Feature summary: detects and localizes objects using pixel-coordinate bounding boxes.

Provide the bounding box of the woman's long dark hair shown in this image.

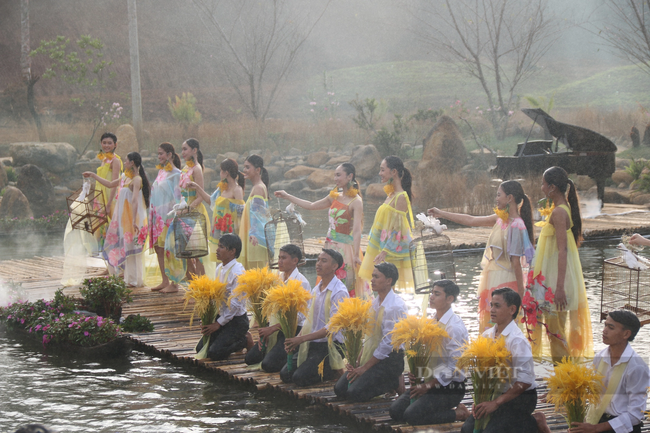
[500,180,534,244]
[246,154,269,189]
[544,166,583,247]
[128,151,150,208]
[184,138,203,168]
[159,142,181,169]
[340,163,361,196]
[384,155,412,202]
[221,158,245,189]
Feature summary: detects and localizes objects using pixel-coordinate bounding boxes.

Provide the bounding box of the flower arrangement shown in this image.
[493,206,509,223]
[230,267,282,328]
[389,315,448,382]
[383,179,395,196]
[327,297,374,368]
[79,275,132,321]
[536,198,555,227]
[547,357,603,426]
[183,274,228,327]
[329,187,339,199]
[456,335,512,432]
[262,279,312,371]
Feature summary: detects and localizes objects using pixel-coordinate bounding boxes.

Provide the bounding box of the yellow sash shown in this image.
[359,306,385,366]
[585,358,629,424]
[297,289,344,369]
[425,320,447,375]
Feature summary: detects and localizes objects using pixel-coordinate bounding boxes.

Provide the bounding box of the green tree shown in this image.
[168,92,202,135]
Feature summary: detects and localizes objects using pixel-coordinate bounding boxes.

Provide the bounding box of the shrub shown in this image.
[47,313,120,347]
[625,158,649,181]
[5,166,17,182]
[168,92,202,131]
[121,314,154,333]
[79,275,132,321]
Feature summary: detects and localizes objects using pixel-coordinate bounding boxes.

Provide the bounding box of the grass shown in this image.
[618,146,650,160]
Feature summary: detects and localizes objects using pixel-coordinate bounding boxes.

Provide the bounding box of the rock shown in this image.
[270,179,306,192]
[0,163,6,190]
[421,116,467,172]
[217,152,240,164]
[1,157,12,167]
[365,183,386,199]
[616,158,631,170]
[140,149,150,157]
[618,182,628,189]
[203,167,215,187]
[65,177,84,191]
[115,124,139,160]
[404,159,419,175]
[612,170,634,185]
[72,160,102,178]
[10,142,78,174]
[305,169,335,189]
[0,144,12,158]
[632,193,650,205]
[573,175,596,191]
[0,186,33,219]
[604,188,631,204]
[306,151,330,167]
[289,147,302,155]
[284,165,316,179]
[81,150,95,161]
[349,145,382,179]
[325,155,350,167]
[266,165,284,182]
[54,185,73,198]
[16,164,56,217]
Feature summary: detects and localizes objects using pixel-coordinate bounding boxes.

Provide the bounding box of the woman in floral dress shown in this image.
[428,180,535,332]
[275,163,367,297]
[239,154,271,269]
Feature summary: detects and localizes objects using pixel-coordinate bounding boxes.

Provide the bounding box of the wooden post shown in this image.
[127,0,143,145]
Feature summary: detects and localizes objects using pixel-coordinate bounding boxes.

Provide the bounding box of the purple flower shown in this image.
[7,315,11,319]
[29,327,33,333]
[60,313,64,317]
[68,324,74,328]
[20,319,24,324]
[84,331,90,337]
[35,325,42,331]
[85,316,91,322]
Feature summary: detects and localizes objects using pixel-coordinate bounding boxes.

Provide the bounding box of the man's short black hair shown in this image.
[492,287,521,320]
[100,132,117,144]
[433,279,459,302]
[280,244,302,261]
[219,233,242,258]
[322,248,343,270]
[608,310,641,341]
[374,262,399,287]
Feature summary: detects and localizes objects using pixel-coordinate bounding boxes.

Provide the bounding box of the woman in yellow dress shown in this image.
[275,163,368,298]
[428,180,535,332]
[358,155,414,292]
[189,158,245,263]
[179,138,209,277]
[525,166,593,362]
[239,154,271,269]
[94,132,123,250]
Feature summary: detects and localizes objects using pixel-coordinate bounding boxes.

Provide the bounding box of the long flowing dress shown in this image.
[61,153,122,286]
[149,166,186,284]
[239,194,270,270]
[102,172,148,286]
[324,196,369,298]
[179,164,211,263]
[477,216,535,333]
[358,191,414,292]
[209,187,245,262]
[527,204,593,360]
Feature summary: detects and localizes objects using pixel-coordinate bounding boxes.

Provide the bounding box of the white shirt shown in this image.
[593,344,649,433]
[432,307,468,386]
[215,260,247,326]
[311,276,348,343]
[371,289,407,361]
[280,267,311,327]
[483,320,537,391]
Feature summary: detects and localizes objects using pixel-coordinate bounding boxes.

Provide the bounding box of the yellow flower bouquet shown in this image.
[327,297,374,368]
[183,274,228,359]
[230,267,282,329]
[261,279,312,372]
[456,335,511,432]
[389,315,448,382]
[547,357,603,426]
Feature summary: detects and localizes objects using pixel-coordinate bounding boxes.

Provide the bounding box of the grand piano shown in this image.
[492,108,617,202]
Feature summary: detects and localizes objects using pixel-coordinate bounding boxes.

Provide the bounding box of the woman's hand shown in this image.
[374,251,387,264]
[554,284,567,310]
[82,171,96,178]
[354,256,362,266]
[630,233,650,246]
[427,207,442,217]
[250,235,259,246]
[274,190,288,199]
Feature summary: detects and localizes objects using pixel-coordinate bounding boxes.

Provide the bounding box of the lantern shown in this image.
[600,255,650,326]
[173,210,209,258]
[66,181,107,234]
[264,208,306,269]
[409,225,455,295]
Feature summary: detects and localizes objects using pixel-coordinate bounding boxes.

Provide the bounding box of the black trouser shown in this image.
[244,326,302,373]
[195,314,249,361]
[461,388,537,433]
[334,350,404,402]
[279,341,343,387]
[599,414,643,433]
[390,380,466,425]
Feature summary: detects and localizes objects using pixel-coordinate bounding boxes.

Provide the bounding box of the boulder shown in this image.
[365,183,386,199]
[616,158,631,170]
[421,116,467,172]
[115,125,139,161]
[16,164,56,217]
[0,186,33,219]
[270,179,306,192]
[325,155,350,167]
[284,165,316,179]
[603,188,631,204]
[573,175,596,191]
[306,151,330,167]
[72,159,102,178]
[618,182,628,189]
[349,145,382,179]
[632,193,650,205]
[65,177,84,192]
[10,142,78,174]
[266,165,284,182]
[611,170,634,185]
[0,163,7,190]
[305,169,335,189]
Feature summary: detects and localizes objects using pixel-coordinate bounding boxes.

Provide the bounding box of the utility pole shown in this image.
[127,0,143,145]
[21,0,46,141]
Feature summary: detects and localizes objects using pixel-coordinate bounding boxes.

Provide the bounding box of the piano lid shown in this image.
[521,108,617,153]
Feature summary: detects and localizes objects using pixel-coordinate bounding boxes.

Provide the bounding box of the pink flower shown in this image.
[380,230,388,242]
[124,231,134,244]
[84,331,90,337]
[335,267,347,280]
